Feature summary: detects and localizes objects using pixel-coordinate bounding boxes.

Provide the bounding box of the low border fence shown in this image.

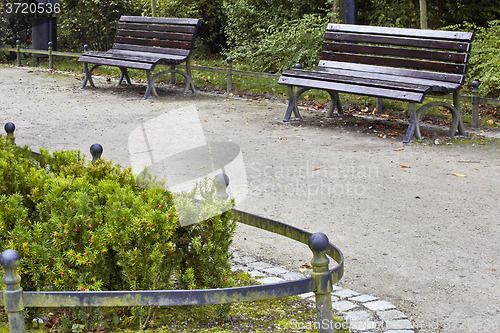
[1,42,498,127]
[0,122,344,333]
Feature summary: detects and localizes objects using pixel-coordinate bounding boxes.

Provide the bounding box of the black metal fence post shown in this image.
[226,57,233,95]
[90,143,103,163]
[0,250,27,333]
[471,81,480,129]
[16,40,21,66]
[48,42,54,70]
[309,233,336,333]
[4,122,16,145]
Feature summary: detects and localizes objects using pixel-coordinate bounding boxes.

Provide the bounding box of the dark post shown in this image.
[345,0,357,24]
[90,144,103,163]
[48,42,54,70]
[309,233,335,333]
[4,122,16,145]
[471,81,480,129]
[170,65,176,85]
[0,249,27,333]
[16,40,21,66]
[226,57,233,95]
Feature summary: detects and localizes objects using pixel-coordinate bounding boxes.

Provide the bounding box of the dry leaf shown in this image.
[487,119,495,125]
[394,148,405,151]
[399,165,411,168]
[454,173,467,177]
[312,167,321,171]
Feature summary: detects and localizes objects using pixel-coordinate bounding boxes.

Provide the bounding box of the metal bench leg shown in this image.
[144,70,158,100]
[453,90,466,136]
[403,103,417,143]
[118,68,132,85]
[185,58,196,94]
[283,86,304,122]
[82,63,97,88]
[326,91,342,117]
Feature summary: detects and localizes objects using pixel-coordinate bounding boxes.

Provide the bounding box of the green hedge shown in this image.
[0,136,236,329]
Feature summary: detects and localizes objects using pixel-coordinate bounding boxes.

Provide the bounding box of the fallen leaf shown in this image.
[300,264,312,269]
[312,167,321,171]
[487,119,495,125]
[399,165,411,168]
[453,173,467,177]
[380,114,390,118]
[394,148,405,151]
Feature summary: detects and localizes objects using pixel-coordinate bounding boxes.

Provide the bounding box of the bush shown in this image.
[223,0,334,73]
[0,136,236,329]
[444,20,500,98]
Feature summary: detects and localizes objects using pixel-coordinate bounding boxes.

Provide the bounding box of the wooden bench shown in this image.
[278,24,474,142]
[78,16,201,99]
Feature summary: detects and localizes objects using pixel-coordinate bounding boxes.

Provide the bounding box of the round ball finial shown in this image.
[308,232,329,253]
[48,42,53,47]
[214,173,230,199]
[0,249,20,269]
[472,80,480,88]
[84,44,89,52]
[226,57,233,64]
[4,122,15,134]
[295,63,303,69]
[90,143,103,156]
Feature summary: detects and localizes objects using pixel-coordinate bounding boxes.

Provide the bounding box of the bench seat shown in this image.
[278,24,474,142]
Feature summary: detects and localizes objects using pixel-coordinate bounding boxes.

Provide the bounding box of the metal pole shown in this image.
[471,81,480,129]
[4,122,16,145]
[16,40,21,66]
[420,0,428,29]
[226,57,233,95]
[345,0,357,24]
[90,144,103,163]
[48,42,53,70]
[309,233,335,333]
[0,250,27,333]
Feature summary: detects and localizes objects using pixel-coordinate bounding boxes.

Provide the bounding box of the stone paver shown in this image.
[231,251,415,333]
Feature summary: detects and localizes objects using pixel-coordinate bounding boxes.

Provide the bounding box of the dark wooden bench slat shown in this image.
[120,16,200,26]
[321,52,467,74]
[283,69,431,94]
[324,32,471,52]
[117,22,197,34]
[314,66,460,93]
[116,29,195,42]
[114,36,192,50]
[323,42,468,63]
[112,43,190,57]
[79,55,155,71]
[327,24,474,42]
[318,60,464,84]
[278,76,425,103]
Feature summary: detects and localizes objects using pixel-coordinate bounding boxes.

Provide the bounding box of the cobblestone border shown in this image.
[231,251,415,333]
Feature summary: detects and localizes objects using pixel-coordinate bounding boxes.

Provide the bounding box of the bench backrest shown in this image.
[319,24,474,85]
[111,16,201,58]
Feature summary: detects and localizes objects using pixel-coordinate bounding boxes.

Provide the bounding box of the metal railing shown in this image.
[0,122,344,333]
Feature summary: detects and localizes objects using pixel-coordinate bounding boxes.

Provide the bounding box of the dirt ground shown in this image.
[1,66,499,332]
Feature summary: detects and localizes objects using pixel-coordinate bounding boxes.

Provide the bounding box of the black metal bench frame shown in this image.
[278,24,474,142]
[78,16,201,99]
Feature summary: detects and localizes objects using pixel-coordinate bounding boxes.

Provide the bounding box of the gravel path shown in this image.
[1,66,499,332]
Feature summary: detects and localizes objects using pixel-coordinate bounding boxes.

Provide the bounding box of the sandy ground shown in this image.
[1,66,499,332]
